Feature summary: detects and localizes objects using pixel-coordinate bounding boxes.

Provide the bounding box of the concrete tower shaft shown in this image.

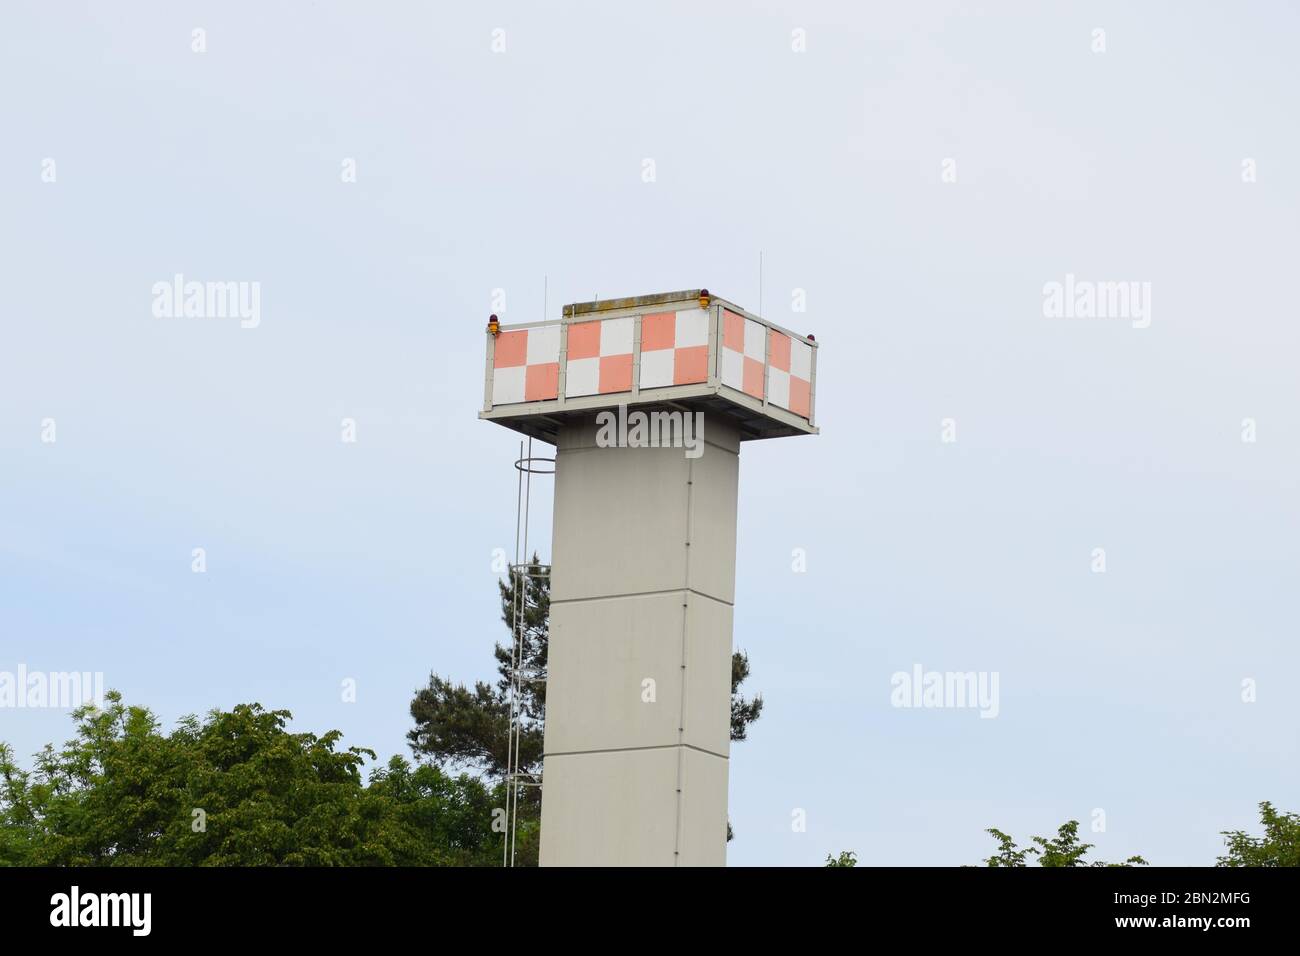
[539,416,739,865]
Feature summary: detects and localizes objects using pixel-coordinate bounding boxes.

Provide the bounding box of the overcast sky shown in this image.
[2,1,1297,866]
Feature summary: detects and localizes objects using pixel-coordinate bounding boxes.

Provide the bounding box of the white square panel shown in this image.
[526,324,561,366]
[743,318,765,361]
[492,365,526,405]
[638,347,674,389]
[674,308,709,348]
[600,316,634,356]
[767,367,790,409]
[720,347,744,390]
[790,339,812,379]
[565,356,599,397]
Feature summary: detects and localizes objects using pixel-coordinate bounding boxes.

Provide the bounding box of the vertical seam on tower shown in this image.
[672,457,694,866]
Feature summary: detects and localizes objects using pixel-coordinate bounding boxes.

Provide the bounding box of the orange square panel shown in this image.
[494,330,528,368]
[742,357,764,398]
[641,312,676,351]
[525,363,559,401]
[768,329,791,372]
[598,354,633,393]
[723,310,745,352]
[674,345,708,385]
[789,376,811,417]
[567,321,601,361]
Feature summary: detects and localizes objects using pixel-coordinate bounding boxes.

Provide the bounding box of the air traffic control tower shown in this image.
[480,289,818,866]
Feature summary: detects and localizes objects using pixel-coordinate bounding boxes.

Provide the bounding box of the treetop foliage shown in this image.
[0,691,499,867]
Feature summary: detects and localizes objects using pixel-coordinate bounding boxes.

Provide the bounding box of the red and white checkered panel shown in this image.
[492,325,560,405]
[766,328,812,418]
[720,309,766,399]
[564,317,634,398]
[638,308,710,389]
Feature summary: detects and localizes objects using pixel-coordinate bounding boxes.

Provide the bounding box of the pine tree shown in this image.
[408,554,764,861]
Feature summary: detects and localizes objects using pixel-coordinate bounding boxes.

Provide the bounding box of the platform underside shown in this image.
[479,389,817,445]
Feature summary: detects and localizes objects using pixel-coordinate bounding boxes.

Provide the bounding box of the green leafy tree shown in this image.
[978,820,1147,867]
[982,828,1035,868]
[825,850,857,867]
[1217,802,1300,867]
[0,692,499,866]
[408,555,765,861]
